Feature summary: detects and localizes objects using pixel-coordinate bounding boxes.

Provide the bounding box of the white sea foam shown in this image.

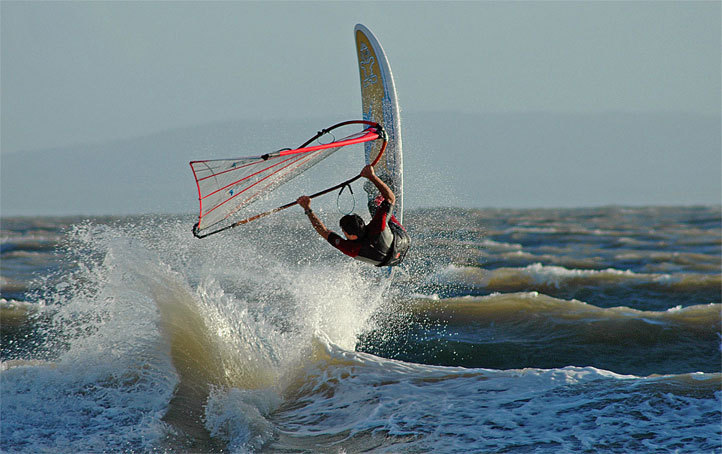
[205,386,281,452]
[431,262,694,291]
[114,217,392,450]
[0,297,36,310]
[1,224,181,452]
[2,208,720,453]
[480,238,523,252]
[269,339,720,452]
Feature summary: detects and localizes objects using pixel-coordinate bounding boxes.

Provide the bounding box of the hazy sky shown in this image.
[2,1,720,154]
[1,1,720,215]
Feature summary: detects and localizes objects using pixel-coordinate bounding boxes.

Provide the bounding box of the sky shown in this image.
[1,1,720,213]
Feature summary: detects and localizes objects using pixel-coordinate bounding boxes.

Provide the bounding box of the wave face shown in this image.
[1,206,720,452]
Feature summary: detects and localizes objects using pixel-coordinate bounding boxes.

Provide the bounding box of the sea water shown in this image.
[1,206,720,453]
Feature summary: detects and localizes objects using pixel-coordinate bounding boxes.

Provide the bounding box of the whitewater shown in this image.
[1,205,720,453]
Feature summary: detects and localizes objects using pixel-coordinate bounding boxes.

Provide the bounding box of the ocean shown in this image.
[1,206,720,453]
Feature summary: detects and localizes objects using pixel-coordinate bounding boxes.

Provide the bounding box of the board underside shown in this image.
[354,24,403,223]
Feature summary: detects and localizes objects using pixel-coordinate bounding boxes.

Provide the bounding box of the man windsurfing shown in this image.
[297,165,410,267]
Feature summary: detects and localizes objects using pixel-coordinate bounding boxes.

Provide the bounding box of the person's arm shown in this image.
[360,165,395,206]
[297,196,330,239]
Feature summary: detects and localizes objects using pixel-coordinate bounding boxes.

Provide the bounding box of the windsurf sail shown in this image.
[190,120,386,238]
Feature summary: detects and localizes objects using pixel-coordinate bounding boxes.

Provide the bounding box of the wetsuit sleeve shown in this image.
[327,232,361,258]
[366,200,392,236]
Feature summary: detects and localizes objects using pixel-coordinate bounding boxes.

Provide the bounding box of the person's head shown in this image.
[339,214,366,240]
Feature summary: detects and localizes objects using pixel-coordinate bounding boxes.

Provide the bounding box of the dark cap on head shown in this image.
[340,214,366,237]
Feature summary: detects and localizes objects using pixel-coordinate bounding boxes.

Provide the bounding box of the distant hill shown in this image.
[2,112,720,216]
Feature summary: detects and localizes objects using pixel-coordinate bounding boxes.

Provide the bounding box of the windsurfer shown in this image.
[297,165,410,267]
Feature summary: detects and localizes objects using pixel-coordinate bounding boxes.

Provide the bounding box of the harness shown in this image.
[355,220,410,267]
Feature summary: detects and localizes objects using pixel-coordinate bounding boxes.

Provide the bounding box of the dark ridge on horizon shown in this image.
[2,112,720,216]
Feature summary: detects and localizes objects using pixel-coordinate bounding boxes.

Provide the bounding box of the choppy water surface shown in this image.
[1,206,720,453]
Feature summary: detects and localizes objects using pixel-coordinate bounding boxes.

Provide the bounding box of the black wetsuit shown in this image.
[327,199,410,267]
